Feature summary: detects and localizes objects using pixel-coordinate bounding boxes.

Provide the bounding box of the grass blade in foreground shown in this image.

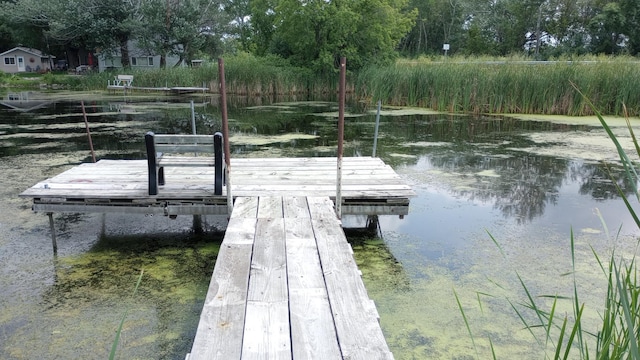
[109,269,144,360]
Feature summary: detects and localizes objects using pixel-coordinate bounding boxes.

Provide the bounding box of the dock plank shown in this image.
[285,217,342,359]
[282,196,309,218]
[312,215,393,360]
[189,212,257,360]
[20,158,415,210]
[257,196,284,218]
[243,215,290,359]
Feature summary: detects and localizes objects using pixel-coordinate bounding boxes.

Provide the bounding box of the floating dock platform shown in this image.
[20,157,413,217]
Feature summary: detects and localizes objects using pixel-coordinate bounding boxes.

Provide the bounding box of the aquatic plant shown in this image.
[355,56,640,116]
[69,53,331,95]
[109,269,144,360]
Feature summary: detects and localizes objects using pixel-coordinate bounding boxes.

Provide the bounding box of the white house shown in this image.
[96,40,183,72]
[0,47,55,74]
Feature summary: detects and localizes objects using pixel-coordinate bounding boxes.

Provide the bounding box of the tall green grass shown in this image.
[356,56,640,116]
[67,53,336,95]
[109,269,144,360]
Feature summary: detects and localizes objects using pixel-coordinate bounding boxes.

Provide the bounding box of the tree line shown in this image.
[0,0,638,73]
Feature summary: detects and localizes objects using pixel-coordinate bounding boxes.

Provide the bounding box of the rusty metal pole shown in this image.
[218,58,233,214]
[336,57,346,219]
[48,212,57,254]
[81,100,96,163]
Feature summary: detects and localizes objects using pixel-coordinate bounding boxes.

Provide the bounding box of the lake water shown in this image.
[1,91,639,359]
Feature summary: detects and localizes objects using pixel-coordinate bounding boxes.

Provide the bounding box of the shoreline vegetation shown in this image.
[2,54,640,117]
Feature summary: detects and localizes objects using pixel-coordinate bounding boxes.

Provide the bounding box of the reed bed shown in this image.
[356,57,640,116]
[68,53,335,96]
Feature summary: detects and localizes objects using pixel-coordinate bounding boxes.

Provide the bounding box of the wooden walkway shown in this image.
[20,156,413,359]
[20,157,414,216]
[187,196,393,360]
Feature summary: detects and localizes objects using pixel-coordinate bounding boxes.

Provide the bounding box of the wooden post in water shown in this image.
[190,100,197,135]
[336,57,346,219]
[218,58,233,214]
[81,100,96,163]
[373,100,381,157]
[48,212,57,254]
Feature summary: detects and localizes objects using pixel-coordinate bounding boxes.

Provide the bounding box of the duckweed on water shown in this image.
[230,133,318,146]
[37,233,221,358]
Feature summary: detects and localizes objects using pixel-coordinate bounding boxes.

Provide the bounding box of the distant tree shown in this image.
[398,0,466,56]
[543,0,591,55]
[273,0,416,72]
[588,2,625,54]
[463,23,497,55]
[619,0,640,55]
[0,0,57,51]
[248,0,278,56]
[138,0,228,67]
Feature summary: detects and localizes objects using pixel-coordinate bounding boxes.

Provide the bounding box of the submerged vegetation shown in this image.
[456,97,640,358]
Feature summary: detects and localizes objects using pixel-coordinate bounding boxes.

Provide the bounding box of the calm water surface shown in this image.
[0,91,638,359]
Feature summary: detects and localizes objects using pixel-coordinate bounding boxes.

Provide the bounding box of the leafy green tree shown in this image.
[273,0,416,72]
[463,23,497,55]
[399,0,466,56]
[246,0,278,55]
[619,0,640,55]
[543,0,591,55]
[138,0,228,67]
[588,2,625,54]
[0,0,58,51]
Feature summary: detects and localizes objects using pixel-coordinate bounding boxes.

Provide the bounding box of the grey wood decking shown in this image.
[187,196,393,360]
[20,157,412,359]
[20,157,414,216]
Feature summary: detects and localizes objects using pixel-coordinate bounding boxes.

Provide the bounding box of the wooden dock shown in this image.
[20,157,413,217]
[188,196,393,359]
[20,156,413,359]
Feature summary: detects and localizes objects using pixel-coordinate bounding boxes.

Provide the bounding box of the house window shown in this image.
[4,57,15,65]
[131,56,154,66]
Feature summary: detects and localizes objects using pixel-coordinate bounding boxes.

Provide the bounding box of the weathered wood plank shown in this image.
[312,216,393,360]
[247,218,287,302]
[257,196,283,219]
[189,220,256,359]
[282,196,309,218]
[241,302,291,360]
[285,217,342,359]
[231,197,259,219]
[307,196,338,219]
[243,217,290,359]
[189,198,259,360]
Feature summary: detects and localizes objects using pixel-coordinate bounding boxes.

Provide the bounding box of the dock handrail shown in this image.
[145,132,225,196]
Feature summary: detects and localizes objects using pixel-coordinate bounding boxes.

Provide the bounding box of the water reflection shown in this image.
[2,93,640,359]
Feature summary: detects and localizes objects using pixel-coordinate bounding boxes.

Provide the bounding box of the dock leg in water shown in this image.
[366,215,379,233]
[192,215,203,234]
[47,212,57,254]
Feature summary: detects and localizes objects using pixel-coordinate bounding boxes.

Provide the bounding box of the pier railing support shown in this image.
[81,100,96,163]
[218,58,233,215]
[47,212,57,254]
[373,100,381,157]
[336,57,346,219]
